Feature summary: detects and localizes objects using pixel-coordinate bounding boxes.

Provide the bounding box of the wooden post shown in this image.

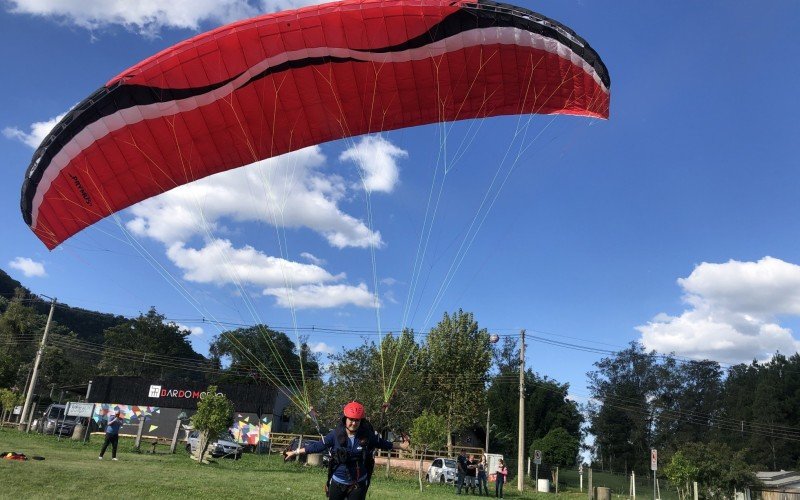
[588,468,593,500]
[556,467,559,494]
[19,298,56,430]
[135,418,145,450]
[169,418,182,453]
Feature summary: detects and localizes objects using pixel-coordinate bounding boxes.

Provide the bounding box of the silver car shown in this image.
[186,430,243,459]
[37,404,78,436]
[427,457,457,483]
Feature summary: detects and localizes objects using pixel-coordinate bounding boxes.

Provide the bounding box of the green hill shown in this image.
[0,268,127,343]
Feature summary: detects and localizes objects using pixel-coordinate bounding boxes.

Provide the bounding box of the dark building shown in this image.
[86,376,293,443]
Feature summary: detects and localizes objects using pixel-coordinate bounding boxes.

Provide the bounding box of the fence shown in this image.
[269,432,482,460]
[553,466,679,500]
[268,432,486,472]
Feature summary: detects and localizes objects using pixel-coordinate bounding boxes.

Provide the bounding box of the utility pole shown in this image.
[485,408,490,453]
[517,329,525,491]
[19,297,56,430]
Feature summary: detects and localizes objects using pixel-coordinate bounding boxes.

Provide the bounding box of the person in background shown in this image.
[495,458,508,498]
[465,454,478,493]
[476,455,490,496]
[99,408,123,460]
[456,449,469,495]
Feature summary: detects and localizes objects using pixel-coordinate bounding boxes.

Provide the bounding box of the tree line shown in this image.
[587,341,800,473]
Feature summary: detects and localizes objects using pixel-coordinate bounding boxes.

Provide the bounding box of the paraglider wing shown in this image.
[21,0,610,249]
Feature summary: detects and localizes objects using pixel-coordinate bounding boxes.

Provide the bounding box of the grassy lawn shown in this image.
[559,467,678,500]
[0,429,632,499]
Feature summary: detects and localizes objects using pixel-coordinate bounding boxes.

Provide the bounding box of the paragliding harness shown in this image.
[324,426,375,497]
[2,452,27,461]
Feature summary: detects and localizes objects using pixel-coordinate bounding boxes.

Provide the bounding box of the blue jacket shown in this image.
[304,426,394,484]
[105,414,123,435]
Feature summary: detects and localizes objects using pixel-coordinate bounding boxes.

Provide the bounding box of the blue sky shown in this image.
[2,0,800,401]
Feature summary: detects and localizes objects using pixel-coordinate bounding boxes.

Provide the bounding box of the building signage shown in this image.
[88,376,278,413]
[148,384,224,400]
[66,402,95,418]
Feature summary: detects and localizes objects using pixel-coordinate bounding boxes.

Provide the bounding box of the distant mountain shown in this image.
[0,268,23,298]
[0,268,128,343]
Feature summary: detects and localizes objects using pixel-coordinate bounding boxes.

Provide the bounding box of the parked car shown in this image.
[185,430,243,459]
[427,457,457,483]
[36,404,79,436]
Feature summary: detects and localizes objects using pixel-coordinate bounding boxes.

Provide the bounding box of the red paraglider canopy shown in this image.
[21,0,610,249]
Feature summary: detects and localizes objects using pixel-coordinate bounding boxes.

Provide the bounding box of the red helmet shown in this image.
[343,401,365,420]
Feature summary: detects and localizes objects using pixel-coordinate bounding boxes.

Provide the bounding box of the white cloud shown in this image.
[126,146,382,249]
[171,322,204,336]
[120,143,397,310]
[167,239,342,288]
[9,257,47,277]
[300,252,325,266]
[309,341,337,355]
[4,1,320,38]
[264,283,377,309]
[340,135,406,193]
[383,289,399,305]
[165,239,378,309]
[3,112,67,149]
[381,277,399,286]
[637,257,800,364]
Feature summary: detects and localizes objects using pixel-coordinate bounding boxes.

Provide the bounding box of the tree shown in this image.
[676,442,760,499]
[190,385,234,463]
[421,310,492,454]
[0,388,22,424]
[663,451,699,500]
[100,307,206,381]
[324,330,425,434]
[410,411,447,491]
[716,354,800,469]
[587,342,660,474]
[0,298,44,388]
[529,427,580,467]
[487,337,582,458]
[209,325,319,387]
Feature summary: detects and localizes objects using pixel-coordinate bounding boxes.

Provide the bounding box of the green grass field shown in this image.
[0,429,636,499]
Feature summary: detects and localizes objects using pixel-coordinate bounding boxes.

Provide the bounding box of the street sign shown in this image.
[534,449,542,465]
[66,402,95,418]
[650,448,658,471]
[13,405,22,415]
[579,463,583,474]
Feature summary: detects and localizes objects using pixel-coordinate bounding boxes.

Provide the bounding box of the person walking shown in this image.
[495,459,508,498]
[98,408,123,460]
[476,455,490,496]
[284,401,409,500]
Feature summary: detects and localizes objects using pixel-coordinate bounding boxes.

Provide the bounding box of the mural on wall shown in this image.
[231,414,271,444]
[91,403,272,443]
[92,403,160,424]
